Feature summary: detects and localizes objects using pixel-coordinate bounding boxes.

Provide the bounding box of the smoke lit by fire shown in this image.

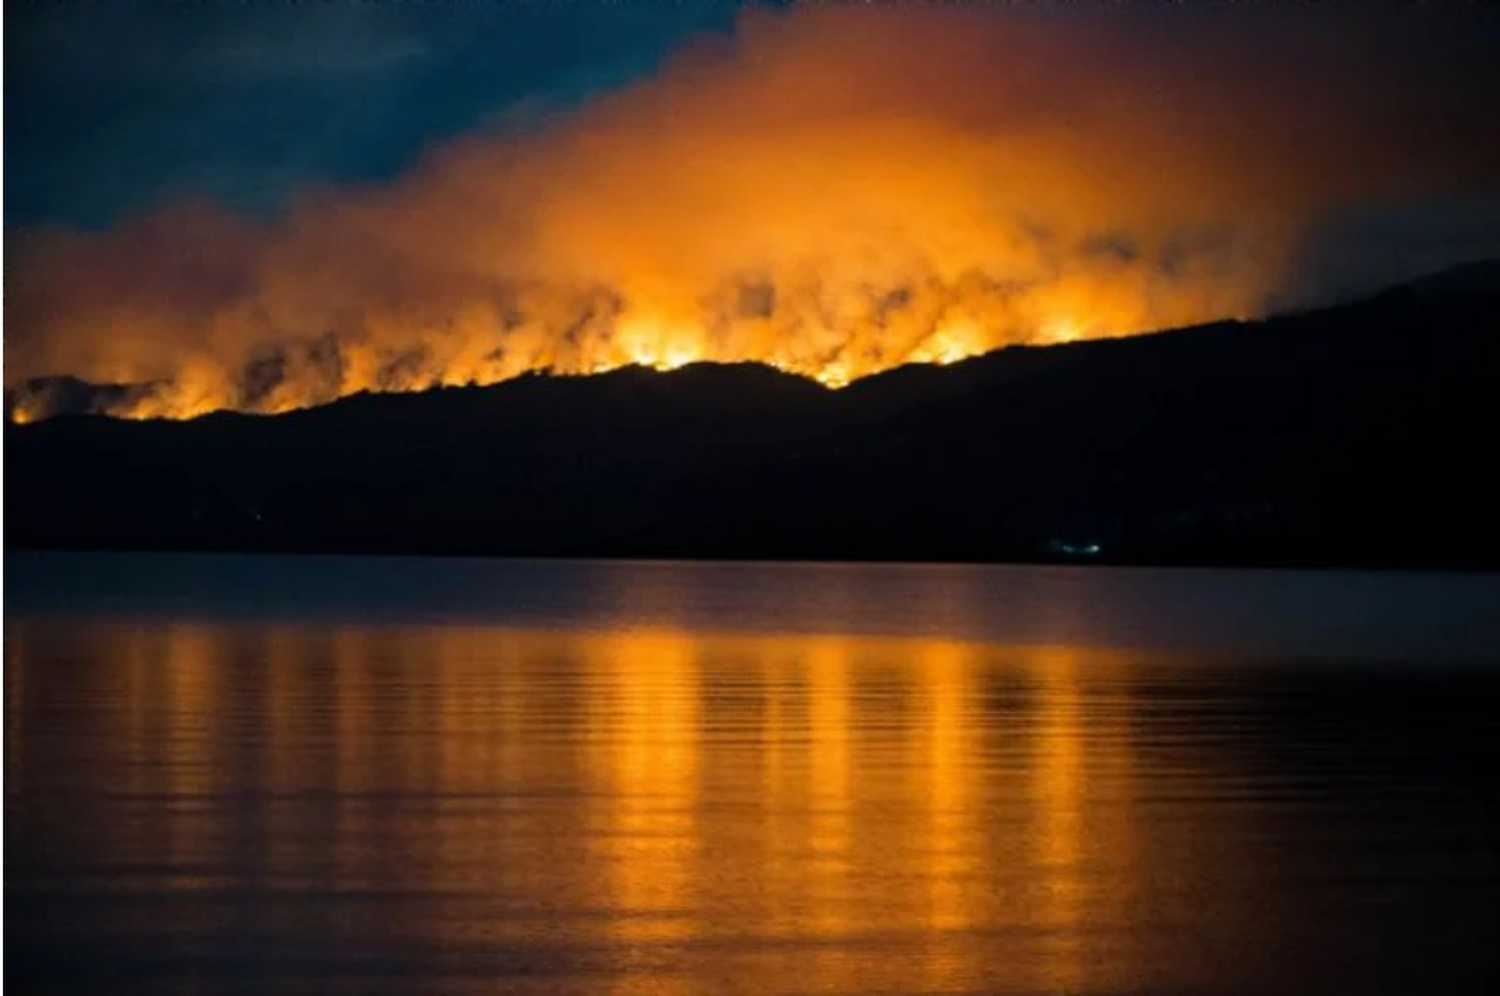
[6,6,1498,421]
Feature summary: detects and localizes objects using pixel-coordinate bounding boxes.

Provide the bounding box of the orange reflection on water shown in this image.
[919,640,977,935]
[582,631,702,952]
[805,637,853,932]
[5,619,1191,993]
[1033,645,1087,991]
[799,636,860,992]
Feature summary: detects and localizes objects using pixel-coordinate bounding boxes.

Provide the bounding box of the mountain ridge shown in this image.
[8,261,1499,569]
[12,258,1499,426]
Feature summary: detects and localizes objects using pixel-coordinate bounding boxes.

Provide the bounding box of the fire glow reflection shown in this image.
[5,619,1282,993]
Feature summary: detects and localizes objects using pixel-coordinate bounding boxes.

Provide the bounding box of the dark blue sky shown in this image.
[6,2,748,228]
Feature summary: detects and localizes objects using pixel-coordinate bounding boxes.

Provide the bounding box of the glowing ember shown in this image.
[909,319,986,367]
[1040,318,1084,345]
[813,363,852,389]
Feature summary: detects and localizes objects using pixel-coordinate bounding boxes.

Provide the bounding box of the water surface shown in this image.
[7,554,1500,994]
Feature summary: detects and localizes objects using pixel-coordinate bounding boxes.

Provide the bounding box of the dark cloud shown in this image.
[5,2,742,226]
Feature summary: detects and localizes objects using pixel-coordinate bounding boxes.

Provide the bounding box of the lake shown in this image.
[7,553,1500,994]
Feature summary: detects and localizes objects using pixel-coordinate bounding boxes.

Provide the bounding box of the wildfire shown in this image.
[909,319,986,367]
[614,317,706,373]
[654,348,700,373]
[1040,317,1084,345]
[6,6,1495,424]
[812,364,852,389]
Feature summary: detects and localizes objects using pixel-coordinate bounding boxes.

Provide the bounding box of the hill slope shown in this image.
[7,266,1499,568]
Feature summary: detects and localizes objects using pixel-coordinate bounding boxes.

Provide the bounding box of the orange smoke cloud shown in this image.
[6,6,1498,419]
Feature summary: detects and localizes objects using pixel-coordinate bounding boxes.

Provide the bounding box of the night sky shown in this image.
[7,2,748,227]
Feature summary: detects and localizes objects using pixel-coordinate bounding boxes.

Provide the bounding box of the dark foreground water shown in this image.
[7,554,1500,995]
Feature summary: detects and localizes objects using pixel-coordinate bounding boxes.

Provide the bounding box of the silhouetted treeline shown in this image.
[8,263,1499,569]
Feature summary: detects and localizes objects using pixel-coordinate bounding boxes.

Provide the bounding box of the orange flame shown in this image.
[7,7,1497,421]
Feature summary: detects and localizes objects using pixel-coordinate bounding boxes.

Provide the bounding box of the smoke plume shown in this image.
[6,5,1499,420]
